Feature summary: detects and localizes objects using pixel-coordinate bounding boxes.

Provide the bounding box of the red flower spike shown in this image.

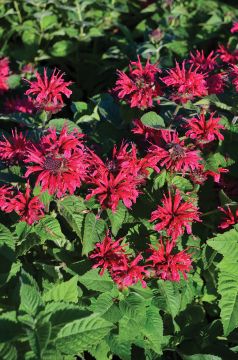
[162,61,207,103]
[111,253,149,289]
[0,129,32,164]
[217,45,238,64]
[185,112,224,144]
[89,232,128,275]
[86,143,151,212]
[25,127,88,198]
[218,206,238,230]
[147,240,192,281]
[150,190,201,242]
[147,130,202,175]
[0,57,10,92]
[4,183,44,225]
[4,96,35,114]
[231,22,238,34]
[25,68,72,113]
[113,56,163,109]
[188,50,218,72]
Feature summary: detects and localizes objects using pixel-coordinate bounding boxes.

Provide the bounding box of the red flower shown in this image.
[25,127,88,198]
[0,57,10,92]
[132,119,161,143]
[206,73,226,95]
[0,129,32,164]
[111,253,149,288]
[231,22,238,33]
[147,240,192,281]
[185,112,224,143]
[162,61,207,103]
[113,56,162,109]
[188,50,217,72]
[86,143,150,211]
[0,186,13,211]
[230,65,238,92]
[25,68,72,113]
[150,190,201,242]
[5,183,44,225]
[218,206,238,230]
[147,130,202,175]
[217,45,238,64]
[89,233,128,275]
[4,96,35,114]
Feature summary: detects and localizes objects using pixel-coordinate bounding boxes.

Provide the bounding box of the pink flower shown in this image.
[230,64,238,91]
[25,127,88,198]
[206,73,226,95]
[4,96,35,114]
[188,50,218,71]
[151,190,201,242]
[185,112,224,143]
[231,22,238,34]
[86,143,151,212]
[0,186,13,211]
[5,183,44,225]
[89,233,128,275]
[25,68,72,113]
[217,45,238,64]
[147,240,192,281]
[147,130,202,174]
[0,129,32,164]
[113,56,162,109]
[0,57,10,92]
[162,61,207,103]
[111,253,149,288]
[132,119,162,143]
[218,206,238,230]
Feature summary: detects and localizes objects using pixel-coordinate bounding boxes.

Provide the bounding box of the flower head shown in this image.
[206,73,226,95]
[113,56,162,109]
[89,233,128,275]
[25,68,72,113]
[0,57,10,92]
[230,64,238,92]
[25,127,88,198]
[86,143,151,212]
[162,61,207,103]
[188,50,218,72]
[217,45,238,64]
[231,22,238,34]
[147,240,192,281]
[147,130,202,174]
[4,96,35,114]
[0,185,13,211]
[218,206,238,230]
[0,129,32,164]
[111,253,149,288]
[150,190,201,242]
[185,112,224,143]
[4,183,44,225]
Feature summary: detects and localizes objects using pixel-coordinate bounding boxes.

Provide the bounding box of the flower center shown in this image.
[43,156,63,171]
[167,143,185,160]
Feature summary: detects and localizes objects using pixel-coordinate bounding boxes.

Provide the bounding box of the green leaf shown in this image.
[50,40,75,57]
[7,74,21,89]
[182,355,222,360]
[157,280,180,318]
[171,176,193,191]
[57,195,87,239]
[19,270,43,317]
[0,343,17,360]
[141,111,165,129]
[47,118,81,132]
[207,228,238,261]
[82,213,106,255]
[142,305,163,355]
[55,315,113,355]
[27,321,51,359]
[107,202,127,236]
[79,269,114,292]
[35,215,66,247]
[43,276,79,303]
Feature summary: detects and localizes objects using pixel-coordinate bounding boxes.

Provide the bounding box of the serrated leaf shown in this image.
[57,195,87,239]
[79,269,113,292]
[43,276,79,303]
[19,270,42,316]
[82,213,106,255]
[47,118,81,132]
[141,112,165,129]
[171,176,193,191]
[107,201,127,236]
[157,280,180,319]
[142,305,163,355]
[35,215,66,247]
[55,315,113,355]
